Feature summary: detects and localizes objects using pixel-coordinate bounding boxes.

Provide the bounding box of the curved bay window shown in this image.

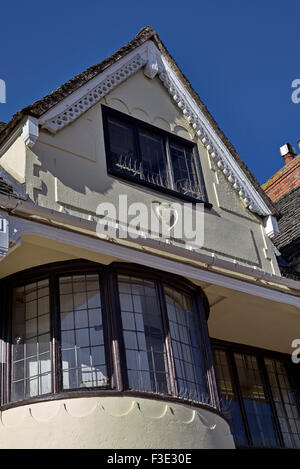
[0,260,216,412]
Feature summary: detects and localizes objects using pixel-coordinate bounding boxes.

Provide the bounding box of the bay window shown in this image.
[0,260,216,414]
[4,261,300,450]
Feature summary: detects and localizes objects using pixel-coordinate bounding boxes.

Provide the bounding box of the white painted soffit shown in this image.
[5,215,300,309]
[37,41,273,222]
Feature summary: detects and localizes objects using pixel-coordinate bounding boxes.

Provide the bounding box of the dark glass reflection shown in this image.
[138,128,169,188]
[59,274,107,389]
[107,116,139,179]
[265,358,300,449]
[234,353,278,447]
[213,349,247,446]
[118,275,169,394]
[164,286,207,402]
[11,280,51,402]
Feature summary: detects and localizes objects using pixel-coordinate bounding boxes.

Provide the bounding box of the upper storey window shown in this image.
[102,106,208,204]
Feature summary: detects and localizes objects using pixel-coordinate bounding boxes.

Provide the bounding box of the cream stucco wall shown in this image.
[0,133,26,183]
[8,69,279,276]
[0,396,234,449]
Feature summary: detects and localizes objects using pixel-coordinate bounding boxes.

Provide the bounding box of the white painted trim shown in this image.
[263,215,280,238]
[22,116,39,147]
[7,214,300,309]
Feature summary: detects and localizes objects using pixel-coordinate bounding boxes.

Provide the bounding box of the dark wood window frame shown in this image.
[212,338,300,449]
[101,105,212,208]
[0,259,222,419]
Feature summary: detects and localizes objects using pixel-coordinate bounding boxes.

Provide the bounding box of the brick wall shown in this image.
[262,154,300,202]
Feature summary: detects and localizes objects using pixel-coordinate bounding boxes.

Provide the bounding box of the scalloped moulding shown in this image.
[0,396,235,449]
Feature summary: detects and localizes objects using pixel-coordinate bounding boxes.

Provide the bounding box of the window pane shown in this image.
[59,274,107,389]
[164,286,207,403]
[11,281,52,402]
[138,127,169,188]
[213,349,247,446]
[107,116,139,179]
[169,140,204,199]
[118,275,169,394]
[234,352,278,447]
[265,358,300,449]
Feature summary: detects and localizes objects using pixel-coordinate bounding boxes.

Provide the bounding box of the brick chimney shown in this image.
[280,143,296,165]
[262,143,300,202]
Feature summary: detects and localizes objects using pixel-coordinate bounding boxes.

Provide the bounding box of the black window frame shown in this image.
[102,105,211,208]
[0,260,220,417]
[212,338,300,449]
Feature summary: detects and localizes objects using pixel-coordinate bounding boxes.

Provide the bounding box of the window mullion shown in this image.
[156,280,178,397]
[99,271,114,391]
[192,145,207,201]
[0,281,9,406]
[50,274,61,394]
[194,292,219,409]
[165,135,175,191]
[228,350,253,447]
[133,123,143,179]
[106,270,128,391]
[6,285,13,405]
[258,355,285,448]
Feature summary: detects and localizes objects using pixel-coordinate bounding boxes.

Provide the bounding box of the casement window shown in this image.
[102,105,209,205]
[59,274,107,390]
[0,260,218,414]
[212,341,300,449]
[11,280,52,401]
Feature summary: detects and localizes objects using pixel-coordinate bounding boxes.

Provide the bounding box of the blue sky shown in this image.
[1,0,300,184]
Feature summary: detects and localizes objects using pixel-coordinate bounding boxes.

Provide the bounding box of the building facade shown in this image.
[0,27,299,449]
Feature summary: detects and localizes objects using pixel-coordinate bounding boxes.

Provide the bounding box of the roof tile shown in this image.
[273,185,300,260]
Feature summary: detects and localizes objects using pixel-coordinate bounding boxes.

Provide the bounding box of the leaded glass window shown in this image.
[102,105,207,203]
[213,349,247,446]
[265,358,300,449]
[118,275,169,394]
[164,285,207,401]
[234,352,278,447]
[59,274,108,389]
[212,343,300,449]
[11,280,51,401]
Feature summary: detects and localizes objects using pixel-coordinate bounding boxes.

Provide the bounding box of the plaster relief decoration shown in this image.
[152,201,179,231]
[39,40,278,235]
